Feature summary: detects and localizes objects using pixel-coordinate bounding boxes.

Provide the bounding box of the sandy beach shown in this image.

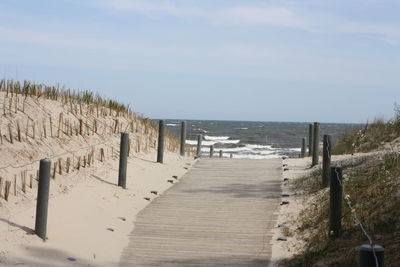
[0,149,194,266]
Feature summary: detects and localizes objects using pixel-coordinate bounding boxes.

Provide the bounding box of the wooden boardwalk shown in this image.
[120,158,282,267]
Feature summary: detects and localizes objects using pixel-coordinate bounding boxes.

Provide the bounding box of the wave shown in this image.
[204,135,230,141]
[166,123,178,127]
[228,154,280,159]
[186,139,240,146]
[196,128,208,133]
[195,143,301,159]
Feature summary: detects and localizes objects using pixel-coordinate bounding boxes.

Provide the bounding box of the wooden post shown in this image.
[358,244,384,267]
[5,181,11,201]
[52,162,57,179]
[32,122,35,139]
[157,120,165,164]
[219,150,223,158]
[180,121,187,157]
[308,123,313,157]
[13,175,16,196]
[49,116,53,137]
[322,134,332,188]
[196,134,202,158]
[312,122,320,166]
[35,158,51,240]
[100,148,104,162]
[79,119,83,136]
[301,137,306,158]
[118,132,129,188]
[42,119,47,138]
[8,124,13,144]
[210,145,214,158]
[66,158,70,174]
[77,157,81,170]
[57,113,63,138]
[58,158,62,175]
[17,121,21,142]
[329,166,342,238]
[21,171,26,193]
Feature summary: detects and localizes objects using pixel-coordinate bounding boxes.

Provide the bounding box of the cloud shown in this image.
[339,22,400,46]
[98,0,177,13]
[96,0,208,19]
[96,0,312,30]
[217,6,311,29]
[0,26,131,52]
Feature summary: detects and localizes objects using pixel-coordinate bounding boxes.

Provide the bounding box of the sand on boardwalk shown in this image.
[0,150,195,266]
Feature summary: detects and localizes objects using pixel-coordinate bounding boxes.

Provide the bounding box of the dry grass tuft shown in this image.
[333,105,400,155]
[280,153,400,266]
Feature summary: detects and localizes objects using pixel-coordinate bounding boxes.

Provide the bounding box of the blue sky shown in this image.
[0,0,399,123]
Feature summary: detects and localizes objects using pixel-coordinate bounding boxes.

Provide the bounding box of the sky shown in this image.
[0,0,399,123]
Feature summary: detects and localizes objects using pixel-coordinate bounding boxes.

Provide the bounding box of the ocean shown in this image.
[163,120,361,159]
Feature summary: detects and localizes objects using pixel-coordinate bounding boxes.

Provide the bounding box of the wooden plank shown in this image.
[120,158,282,267]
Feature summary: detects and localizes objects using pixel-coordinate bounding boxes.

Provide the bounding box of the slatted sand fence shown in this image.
[120,158,282,267]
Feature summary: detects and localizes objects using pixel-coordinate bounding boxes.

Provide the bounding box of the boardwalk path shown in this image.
[120,158,282,267]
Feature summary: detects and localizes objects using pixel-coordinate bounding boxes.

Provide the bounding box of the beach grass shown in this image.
[333,105,400,155]
[281,152,400,266]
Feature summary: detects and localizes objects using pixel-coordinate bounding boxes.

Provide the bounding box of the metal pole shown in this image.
[322,134,332,188]
[329,166,342,238]
[312,122,320,166]
[359,244,384,267]
[180,121,187,157]
[157,120,165,163]
[301,137,306,158]
[308,123,313,156]
[35,158,51,240]
[210,145,214,158]
[219,150,223,158]
[118,132,129,188]
[196,134,202,158]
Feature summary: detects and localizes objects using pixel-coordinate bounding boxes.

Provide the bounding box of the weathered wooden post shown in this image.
[35,158,51,240]
[219,150,223,158]
[230,153,233,158]
[329,166,342,238]
[308,123,313,156]
[118,132,129,188]
[301,138,306,158]
[180,121,186,157]
[322,134,332,188]
[210,145,214,158]
[196,134,202,158]
[359,244,384,267]
[312,122,320,166]
[157,120,165,163]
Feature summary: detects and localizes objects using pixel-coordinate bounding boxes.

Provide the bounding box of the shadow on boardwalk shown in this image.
[182,180,281,199]
[120,158,282,267]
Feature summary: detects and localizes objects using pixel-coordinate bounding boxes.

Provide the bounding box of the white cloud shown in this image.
[339,22,400,46]
[98,0,177,13]
[0,26,132,52]
[96,0,312,30]
[217,7,311,29]
[97,0,208,19]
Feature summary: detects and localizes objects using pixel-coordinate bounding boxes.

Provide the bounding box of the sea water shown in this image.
[164,120,361,159]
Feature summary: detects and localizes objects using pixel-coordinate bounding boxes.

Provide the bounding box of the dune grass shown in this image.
[281,152,400,266]
[333,105,400,155]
